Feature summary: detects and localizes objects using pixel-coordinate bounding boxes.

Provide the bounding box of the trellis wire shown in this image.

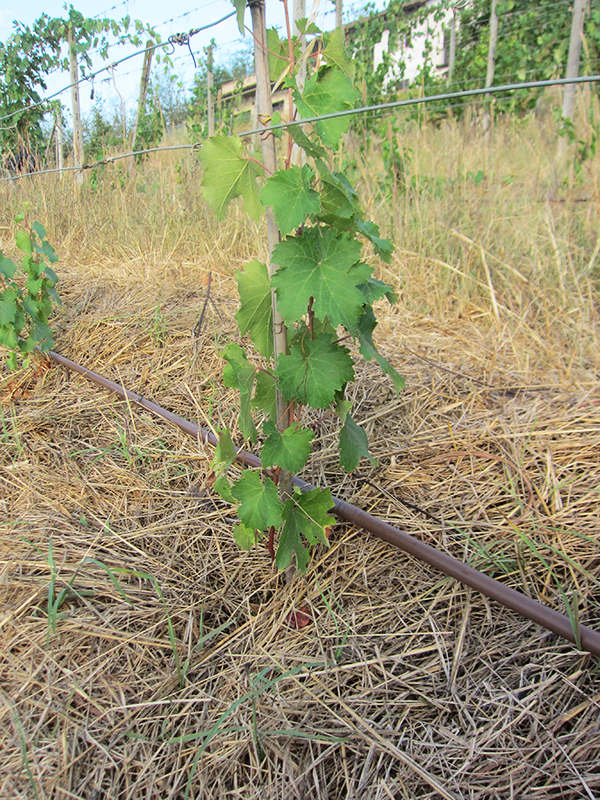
[1,73,598,184]
[0,10,238,126]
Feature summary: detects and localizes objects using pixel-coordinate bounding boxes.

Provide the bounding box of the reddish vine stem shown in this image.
[45,348,600,659]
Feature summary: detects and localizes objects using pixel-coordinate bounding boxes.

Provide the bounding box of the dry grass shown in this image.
[1,103,600,799]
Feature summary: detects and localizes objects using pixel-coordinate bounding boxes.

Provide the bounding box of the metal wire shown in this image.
[2,73,599,184]
[0,10,238,126]
[237,74,600,137]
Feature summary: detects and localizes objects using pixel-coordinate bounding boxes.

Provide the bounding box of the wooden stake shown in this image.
[130,41,154,157]
[483,0,498,132]
[207,42,215,137]
[68,26,84,186]
[335,0,343,30]
[250,0,293,491]
[562,0,586,123]
[55,110,63,180]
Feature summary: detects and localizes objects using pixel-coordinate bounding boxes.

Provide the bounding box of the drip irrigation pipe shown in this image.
[46,348,600,659]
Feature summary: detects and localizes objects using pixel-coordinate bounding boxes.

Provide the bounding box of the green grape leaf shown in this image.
[322,26,355,81]
[252,369,277,421]
[288,126,328,160]
[15,230,32,255]
[261,165,321,236]
[231,471,284,531]
[214,475,236,505]
[232,0,247,35]
[357,306,405,393]
[233,523,257,551]
[211,428,237,475]
[317,169,360,229]
[334,392,352,422]
[222,342,258,442]
[339,414,377,472]
[235,260,273,359]
[22,297,38,318]
[267,27,288,82]
[0,287,18,325]
[271,226,368,333]
[199,135,262,221]
[356,219,394,263]
[32,221,46,240]
[30,321,54,350]
[276,332,355,409]
[276,487,334,573]
[261,419,314,473]
[358,275,397,305]
[294,66,360,150]
[295,18,321,35]
[0,254,16,280]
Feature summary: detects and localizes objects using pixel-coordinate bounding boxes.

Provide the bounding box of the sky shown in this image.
[0,0,378,122]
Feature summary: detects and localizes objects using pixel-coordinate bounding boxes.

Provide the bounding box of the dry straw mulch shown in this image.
[2,122,600,798]
[1,256,599,800]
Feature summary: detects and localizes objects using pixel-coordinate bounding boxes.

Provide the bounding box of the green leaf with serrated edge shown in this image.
[222,343,258,442]
[334,391,352,422]
[34,238,58,264]
[357,306,405,394]
[339,414,377,472]
[272,226,368,334]
[275,487,334,573]
[293,66,360,150]
[276,332,354,409]
[317,170,359,228]
[261,419,314,473]
[0,325,19,350]
[0,255,16,280]
[356,219,394,263]
[26,276,43,296]
[231,0,246,35]
[270,110,283,139]
[211,428,237,475]
[233,523,257,551]
[22,297,38,318]
[32,221,46,240]
[30,321,54,349]
[235,260,273,359]
[358,275,397,306]
[0,287,18,325]
[322,26,355,81]
[261,165,321,236]
[44,266,59,286]
[214,475,236,505]
[15,230,32,255]
[231,471,284,532]
[252,369,277,422]
[288,126,328,160]
[267,27,288,82]
[295,18,321,35]
[199,135,262,221]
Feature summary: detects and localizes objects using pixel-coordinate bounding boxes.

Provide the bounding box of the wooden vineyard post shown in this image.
[249,1,293,471]
[207,42,215,137]
[55,109,64,179]
[130,41,154,160]
[335,0,343,30]
[68,26,84,185]
[483,0,498,132]
[559,0,586,155]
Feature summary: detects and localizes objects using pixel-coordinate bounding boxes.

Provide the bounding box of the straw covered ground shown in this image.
[1,107,600,799]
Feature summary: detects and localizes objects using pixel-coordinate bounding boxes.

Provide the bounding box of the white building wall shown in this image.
[373,5,454,89]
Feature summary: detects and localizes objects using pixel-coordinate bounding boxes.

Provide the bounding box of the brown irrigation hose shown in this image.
[47,349,600,658]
